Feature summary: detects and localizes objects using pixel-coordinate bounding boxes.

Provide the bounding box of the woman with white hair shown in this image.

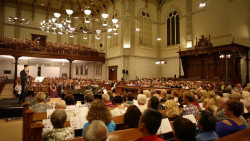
[136,94,147,113]
[240,91,250,106]
[102,94,113,107]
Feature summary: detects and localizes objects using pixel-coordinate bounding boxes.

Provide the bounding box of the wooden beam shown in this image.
[1,0,5,12]
[60,0,65,14]
[32,0,36,20]
[46,0,51,22]
[159,0,165,11]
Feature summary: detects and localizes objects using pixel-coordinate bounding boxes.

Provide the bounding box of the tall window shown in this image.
[85,66,88,75]
[76,66,79,75]
[167,10,180,46]
[110,12,119,48]
[139,10,152,46]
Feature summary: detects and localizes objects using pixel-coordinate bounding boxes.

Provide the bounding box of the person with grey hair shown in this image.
[102,93,113,107]
[43,109,75,141]
[136,94,147,113]
[54,100,75,121]
[84,120,108,141]
[215,97,229,121]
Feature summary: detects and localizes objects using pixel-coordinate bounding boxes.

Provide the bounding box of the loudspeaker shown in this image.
[122,69,125,74]
[100,44,102,47]
[126,70,128,74]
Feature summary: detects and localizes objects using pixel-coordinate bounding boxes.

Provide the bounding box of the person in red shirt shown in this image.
[137,109,164,141]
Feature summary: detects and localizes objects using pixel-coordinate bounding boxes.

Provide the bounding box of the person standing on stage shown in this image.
[19,64,30,103]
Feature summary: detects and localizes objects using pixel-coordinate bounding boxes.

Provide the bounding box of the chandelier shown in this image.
[40,8,119,40]
[8,16,29,24]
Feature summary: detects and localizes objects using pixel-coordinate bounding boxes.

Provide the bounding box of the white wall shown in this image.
[41,67,60,78]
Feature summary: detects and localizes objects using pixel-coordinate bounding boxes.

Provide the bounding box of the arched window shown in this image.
[167,10,180,46]
[110,12,119,48]
[139,10,152,46]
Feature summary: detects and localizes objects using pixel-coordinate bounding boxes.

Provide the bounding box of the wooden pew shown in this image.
[109,128,143,141]
[215,128,250,141]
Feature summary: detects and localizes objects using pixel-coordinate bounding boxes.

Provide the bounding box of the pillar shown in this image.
[246,51,249,84]
[13,56,19,89]
[68,59,73,79]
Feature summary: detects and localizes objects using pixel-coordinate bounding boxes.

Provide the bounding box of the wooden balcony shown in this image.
[0,45,105,63]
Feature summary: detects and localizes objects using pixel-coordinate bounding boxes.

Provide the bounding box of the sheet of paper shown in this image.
[47,109,55,118]
[157,118,173,135]
[42,119,53,133]
[70,116,88,129]
[244,106,248,113]
[199,103,205,110]
[183,114,197,125]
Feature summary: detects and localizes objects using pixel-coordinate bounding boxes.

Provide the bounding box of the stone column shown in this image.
[13,56,20,89]
[246,51,249,83]
[68,59,73,79]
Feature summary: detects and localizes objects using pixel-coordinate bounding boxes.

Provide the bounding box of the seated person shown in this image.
[152,94,165,110]
[81,93,94,108]
[160,89,167,102]
[55,100,75,121]
[124,92,134,107]
[120,105,142,130]
[216,100,247,138]
[43,109,75,141]
[136,94,148,113]
[102,93,113,107]
[165,99,180,121]
[31,92,51,113]
[196,111,218,141]
[25,90,36,106]
[64,94,75,105]
[148,96,165,113]
[84,120,108,141]
[137,109,164,141]
[110,96,127,116]
[14,82,22,98]
[82,99,116,135]
[173,118,196,141]
[74,83,81,89]
[180,91,200,116]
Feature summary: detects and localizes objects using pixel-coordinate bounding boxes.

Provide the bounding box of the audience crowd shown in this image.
[0,36,101,57]
[20,76,250,141]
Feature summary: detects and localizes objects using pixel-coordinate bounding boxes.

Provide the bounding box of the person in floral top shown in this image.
[43,109,75,141]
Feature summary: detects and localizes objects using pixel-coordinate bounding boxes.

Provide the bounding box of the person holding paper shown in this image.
[180,91,199,116]
[137,109,164,141]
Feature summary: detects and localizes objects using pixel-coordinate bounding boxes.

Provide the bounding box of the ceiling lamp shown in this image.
[107,28,112,32]
[102,21,108,26]
[135,28,140,31]
[107,34,111,38]
[84,9,91,16]
[8,16,29,24]
[83,34,87,39]
[66,9,73,15]
[69,32,74,37]
[102,13,109,19]
[85,17,90,23]
[112,18,118,24]
[157,37,161,41]
[114,30,118,35]
[96,30,102,34]
[54,13,61,18]
[199,0,207,7]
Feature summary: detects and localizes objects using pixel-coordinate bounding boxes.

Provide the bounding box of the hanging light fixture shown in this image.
[199,0,207,7]
[84,9,91,16]
[54,13,61,18]
[8,16,29,24]
[112,18,118,24]
[66,9,73,15]
[157,37,161,41]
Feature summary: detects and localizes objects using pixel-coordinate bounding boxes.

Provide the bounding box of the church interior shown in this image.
[0,0,250,141]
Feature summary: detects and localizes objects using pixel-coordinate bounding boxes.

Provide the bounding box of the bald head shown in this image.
[55,100,66,109]
[84,120,108,141]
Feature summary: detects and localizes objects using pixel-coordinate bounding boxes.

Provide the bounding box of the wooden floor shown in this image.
[0,83,15,99]
[0,118,22,141]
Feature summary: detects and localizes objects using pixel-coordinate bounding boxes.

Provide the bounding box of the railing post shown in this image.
[31,122,44,141]
[22,102,30,141]
[25,109,35,141]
